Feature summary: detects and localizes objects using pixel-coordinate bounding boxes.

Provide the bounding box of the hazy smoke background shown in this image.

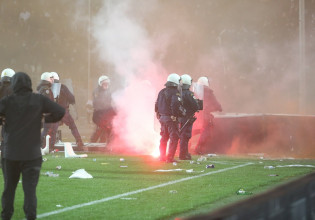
[0,0,315,155]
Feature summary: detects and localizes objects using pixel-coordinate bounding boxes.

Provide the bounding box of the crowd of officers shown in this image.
[0,69,115,152]
[0,68,221,219]
[0,68,222,163]
[155,73,222,163]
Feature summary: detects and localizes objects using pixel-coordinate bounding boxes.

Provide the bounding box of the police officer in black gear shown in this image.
[155,73,185,163]
[0,68,15,99]
[51,72,84,150]
[0,68,15,154]
[179,74,200,160]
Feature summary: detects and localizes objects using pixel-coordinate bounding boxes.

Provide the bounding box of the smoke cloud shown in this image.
[91,0,165,154]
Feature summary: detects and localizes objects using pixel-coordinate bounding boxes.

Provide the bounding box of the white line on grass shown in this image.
[37,162,253,218]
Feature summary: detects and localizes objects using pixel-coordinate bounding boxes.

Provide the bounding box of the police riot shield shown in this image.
[192,82,204,100]
[51,83,61,99]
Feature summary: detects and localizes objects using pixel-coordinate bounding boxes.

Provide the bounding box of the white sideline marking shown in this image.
[37,162,253,218]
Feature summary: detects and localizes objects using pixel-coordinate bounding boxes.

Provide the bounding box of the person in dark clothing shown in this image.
[0,68,15,152]
[0,68,15,98]
[0,72,65,220]
[90,75,115,144]
[51,72,84,150]
[178,74,200,160]
[194,77,222,155]
[36,72,55,151]
[155,73,186,163]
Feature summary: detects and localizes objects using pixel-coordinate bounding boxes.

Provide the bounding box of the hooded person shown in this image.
[0,72,65,220]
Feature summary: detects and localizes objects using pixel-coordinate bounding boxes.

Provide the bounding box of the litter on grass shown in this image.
[64,142,88,158]
[236,188,253,195]
[56,204,63,207]
[69,169,93,179]
[169,190,177,194]
[120,165,128,168]
[44,171,59,177]
[264,166,275,169]
[197,156,207,162]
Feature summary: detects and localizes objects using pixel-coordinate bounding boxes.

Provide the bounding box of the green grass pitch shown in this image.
[1,153,314,219]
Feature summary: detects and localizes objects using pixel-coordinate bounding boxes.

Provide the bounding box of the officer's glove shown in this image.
[171,116,177,121]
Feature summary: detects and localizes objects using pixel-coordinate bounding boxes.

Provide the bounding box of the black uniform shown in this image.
[195,86,222,154]
[36,80,55,150]
[179,87,199,160]
[52,82,84,148]
[0,78,14,151]
[0,72,65,220]
[90,86,115,143]
[155,82,185,162]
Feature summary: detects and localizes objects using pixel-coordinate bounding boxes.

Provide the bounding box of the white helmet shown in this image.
[98,75,110,86]
[197,76,210,87]
[167,73,181,85]
[51,72,59,80]
[41,72,53,82]
[1,68,15,78]
[181,74,192,85]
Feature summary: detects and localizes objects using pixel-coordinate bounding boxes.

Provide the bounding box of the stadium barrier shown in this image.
[193,114,315,158]
[181,171,315,220]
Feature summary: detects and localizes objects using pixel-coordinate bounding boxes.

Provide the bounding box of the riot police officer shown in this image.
[51,72,84,150]
[0,68,15,152]
[155,73,185,163]
[0,68,15,99]
[194,76,222,154]
[179,74,200,160]
[90,75,115,144]
[36,72,55,151]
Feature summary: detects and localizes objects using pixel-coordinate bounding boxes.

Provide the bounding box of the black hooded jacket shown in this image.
[0,72,65,160]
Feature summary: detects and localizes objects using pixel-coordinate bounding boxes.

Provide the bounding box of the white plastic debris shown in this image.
[69,169,93,179]
[197,156,207,162]
[44,171,59,177]
[64,142,88,158]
